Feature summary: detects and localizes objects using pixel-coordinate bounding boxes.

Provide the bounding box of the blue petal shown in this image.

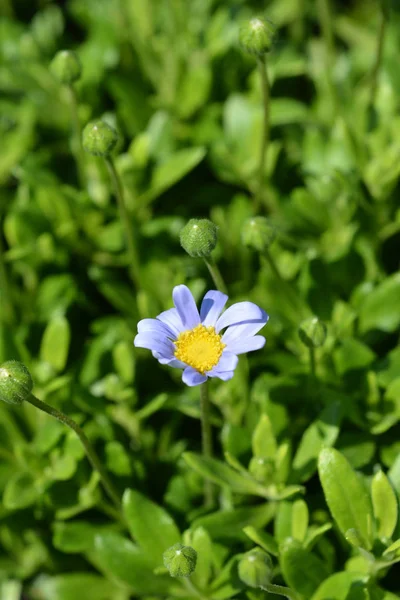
[208,370,235,381]
[152,352,186,369]
[216,302,268,333]
[138,318,176,338]
[200,290,229,327]
[182,367,207,387]
[222,317,269,344]
[173,285,200,329]
[207,351,238,374]
[225,335,266,355]
[134,332,175,358]
[156,308,184,337]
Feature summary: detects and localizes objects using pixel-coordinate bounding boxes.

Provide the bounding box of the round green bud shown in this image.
[50,50,82,85]
[249,456,274,484]
[298,317,327,349]
[242,217,276,252]
[82,120,118,157]
[163,543,197,578]
[238,549,273,588]
[239,17,276,57]
[180,218,218,258]
[0,361,33,406]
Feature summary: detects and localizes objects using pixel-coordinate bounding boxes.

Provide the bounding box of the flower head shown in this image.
[134,285,268,386]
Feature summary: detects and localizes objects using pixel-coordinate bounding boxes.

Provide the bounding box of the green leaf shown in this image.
[371,470,398,540]
[252,413,277,458]
[183,452,266,496]
[53,521,116,554]
[280,538,330,598]
[359,273,400,333]
[243,526,279,556]
[318,448,373,549]
[292,402,342,482]
[193,503,275,540]
[292,499,309,542]
[142,147,206,204]
[383,538,400,557]
[93,532,174,595]
[30,573,118,600]
[3,472,40,510]
[185,527,213,589]
[122,489,181,566]
[311,572,370,600]
[333,338,376,375]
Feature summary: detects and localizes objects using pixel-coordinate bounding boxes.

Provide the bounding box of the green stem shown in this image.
[309,346,316,377]
[368,2,388,118]
[254,55,270,213]
[182,577,208,600]
[199,380,214,508]
[105,157,141,290]
[261,582,298,599]
[67,85,86,189]
[0,225,16,325]
[26,393,122,511]
[203,256,228,294]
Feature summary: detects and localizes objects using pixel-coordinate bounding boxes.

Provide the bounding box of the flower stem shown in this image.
[261,582,298,599]
[254,55,270,213]
[199,380,214,508]
[368,1,388,120]
[309,346,316,377]
[26,392,122,511]
[105,157,141,290]
[203,256,228,294]
[67,84,86,189]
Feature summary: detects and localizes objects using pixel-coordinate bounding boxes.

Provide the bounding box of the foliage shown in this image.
[1,0,400,599]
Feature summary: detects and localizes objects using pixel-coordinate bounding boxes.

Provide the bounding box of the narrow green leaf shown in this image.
[183,452,266,496]
[93,532,174,595]
[292,402,342,482]
[40,316,71,371]
[252,413,277,458]
[29,573,118,600]
[187,527,213,589]
[193,503,275,540]
[292,499,309,542]
[318,448,373,549]
[359,272,400,333]
[383,538,400,557]
[371,470,398,539]
[122,489,180,566]
[243,526,279,556]
[311,572,369,600]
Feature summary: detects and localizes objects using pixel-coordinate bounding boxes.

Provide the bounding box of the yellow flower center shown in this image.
[174,324,226,374]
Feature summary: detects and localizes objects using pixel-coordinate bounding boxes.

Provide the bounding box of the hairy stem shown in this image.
[26,393,121,511]
[254,55,271,213]
[67,84,86,189]
[199,380,214,508]
[105,157,141,290]
[204,256,228,294]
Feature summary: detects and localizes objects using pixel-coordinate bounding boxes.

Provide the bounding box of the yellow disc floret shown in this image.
[174,324,226,374]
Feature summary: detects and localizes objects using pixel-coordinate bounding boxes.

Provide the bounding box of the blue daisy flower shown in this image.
[134,285,269,387]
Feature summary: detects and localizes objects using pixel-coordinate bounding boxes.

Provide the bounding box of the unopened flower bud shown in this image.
[50,50,81,85]
[180,219,218,258]
[242,217,276,252]
[0,361,33,406]
[163,543,197,578]
[298,317,327,348]
[238,549,273,588]
[82,120,118,157]
[249,456,274,483]
[239,17,276,57]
